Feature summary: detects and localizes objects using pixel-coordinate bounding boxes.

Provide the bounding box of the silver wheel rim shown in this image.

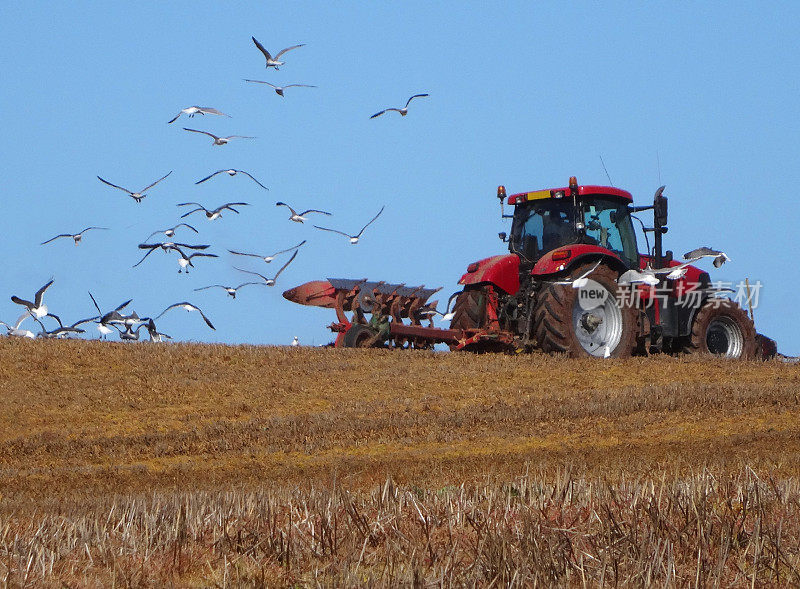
[572,285,623,357]
[706,317,744,357]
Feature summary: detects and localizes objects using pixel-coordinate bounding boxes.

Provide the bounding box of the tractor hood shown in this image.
[458,254,520,295]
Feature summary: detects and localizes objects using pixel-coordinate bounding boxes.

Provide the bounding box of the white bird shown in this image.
[617,269,659,286]
[244,79,316,97]
[177,251,218,274]
[156,302,215,330]
[291,336,299,347]
[142,319,172,342]
[0,312,36,339]
[313,206,385,244]
[167,106,230,125]
[276,202,331,223]
[416,306,455,322]
[195,169,268,190]
[251,37,304,70]
[193,282,263,299]
[178,202,249,221]
[11,279,54,318]
[234,250,298,287]
[183,128,255,146]
[97,171,172,203]
[144,223,198,242]
[228,240,306,264]
[370,94,429,118]
[41,226,108,246]
[647,258,702,280]
[133,242,211,268]
[684,247,730,268]
[88,292,133,340]
[551,260,602,288]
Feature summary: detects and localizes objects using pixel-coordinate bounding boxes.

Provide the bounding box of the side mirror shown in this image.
[498,232,507,242]
[654,185,668,227]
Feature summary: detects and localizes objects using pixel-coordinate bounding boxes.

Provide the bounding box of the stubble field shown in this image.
[1,338,799,586]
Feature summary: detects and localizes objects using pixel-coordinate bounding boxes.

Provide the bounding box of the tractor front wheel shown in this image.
[684,299,756,359]
[533,261,637,358]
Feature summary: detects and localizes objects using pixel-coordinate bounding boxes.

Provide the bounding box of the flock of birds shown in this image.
[4,36,429,343]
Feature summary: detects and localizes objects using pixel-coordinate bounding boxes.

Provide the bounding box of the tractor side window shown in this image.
[583,199,638,267]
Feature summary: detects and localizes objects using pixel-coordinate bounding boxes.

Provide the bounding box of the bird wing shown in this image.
[195,170,225,184]
[140,171,172,192]
[97,176,133,194]
[234,266,270,282]
[356,205,385,237]
[70,316,99,328]
[114,299,133,312]
[11,296,34,310]
[405,93,430,108]
[144,230,162,241]
[276,202,298,216]
[193,285,227,292]
[313,225,351,238]
[132,246,159,268]
[228,249,262,258]
[198,107,230,117]
[88,291,103,316]
[238,171,268,190]
[223,135,255,140]
[251,36,272,61]
[167,112,182,124]
[180,207,206,219]
[183,128,219,140]
[176,201,205,208]
[300,209,332,216]
[34,279,54,308]
[684,247,719,259]
[186,252,218,260]
[218,202,249,213]
[244,79,277,88]
[78,226,108,235]
[272,250,299,281]
[196,308,215,330]
[235,282,263,290]
[176,223,199,234]
[283,84,316,89]
[370,110,387,119]
[41,234,71,245]
[270,240,307,256]
[174,243,210,250]
[574,260,602,281]
[274,44,305,59]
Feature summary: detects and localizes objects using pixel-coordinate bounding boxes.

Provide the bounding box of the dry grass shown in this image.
[1,338,799,585]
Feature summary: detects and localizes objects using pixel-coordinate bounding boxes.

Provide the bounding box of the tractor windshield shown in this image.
[581,197,638,268]
[510,195,638,267]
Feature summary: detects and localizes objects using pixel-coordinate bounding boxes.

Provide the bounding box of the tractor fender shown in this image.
[532,245,627,277]
[458,254,520,295]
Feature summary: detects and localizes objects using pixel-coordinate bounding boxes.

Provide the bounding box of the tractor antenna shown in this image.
[599,155,614,186]
[656,150,661,185]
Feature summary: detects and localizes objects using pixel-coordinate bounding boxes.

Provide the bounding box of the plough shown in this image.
[282,278,515,349]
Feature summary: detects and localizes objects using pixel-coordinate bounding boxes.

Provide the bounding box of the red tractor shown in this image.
[284,177,776,359]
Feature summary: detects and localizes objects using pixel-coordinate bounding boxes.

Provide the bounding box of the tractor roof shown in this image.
[508,185,633,205]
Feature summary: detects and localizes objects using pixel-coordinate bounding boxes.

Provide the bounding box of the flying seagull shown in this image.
[167,106,231,124]
[251,37,304,70]
[156,302,215,330]
[178,202,249,220]
[11,279,54,319]
[97,171,172,203]
[41,226,108,246]
[133,242,210,268]
[370,94,429,119]
[142,318,172,342]
[0,312,36,339]
[177,251,218,274]
[144,223,198,242]
[183,128,255,146]
[684,247,730,268]
[551,260,603,288]
[32,314,94,339]
[235,250,298,287]
[244,79,316,97]
[617,268,659,287]
[646,258,703,280]
[195,169,268,190]
[88,292,133,339]
[227,240,306,264]
[314,206,385,244]
[193,282,264,299]
[276,202,331,223]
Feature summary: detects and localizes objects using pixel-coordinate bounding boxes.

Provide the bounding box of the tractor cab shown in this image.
[504,179,639,269]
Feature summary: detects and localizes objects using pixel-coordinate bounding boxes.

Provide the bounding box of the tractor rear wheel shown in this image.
[449,288,488,331]
[684,299,756,359]
[341,324,381,348]
[532,261,637,358]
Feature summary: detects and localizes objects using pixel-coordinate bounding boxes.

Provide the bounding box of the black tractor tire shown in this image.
[684,299,756,359]
[341,324,381,348]
[449,288,488,331]
[532,261,638,358]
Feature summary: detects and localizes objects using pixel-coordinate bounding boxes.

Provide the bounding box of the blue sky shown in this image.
[2,2,798,353]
